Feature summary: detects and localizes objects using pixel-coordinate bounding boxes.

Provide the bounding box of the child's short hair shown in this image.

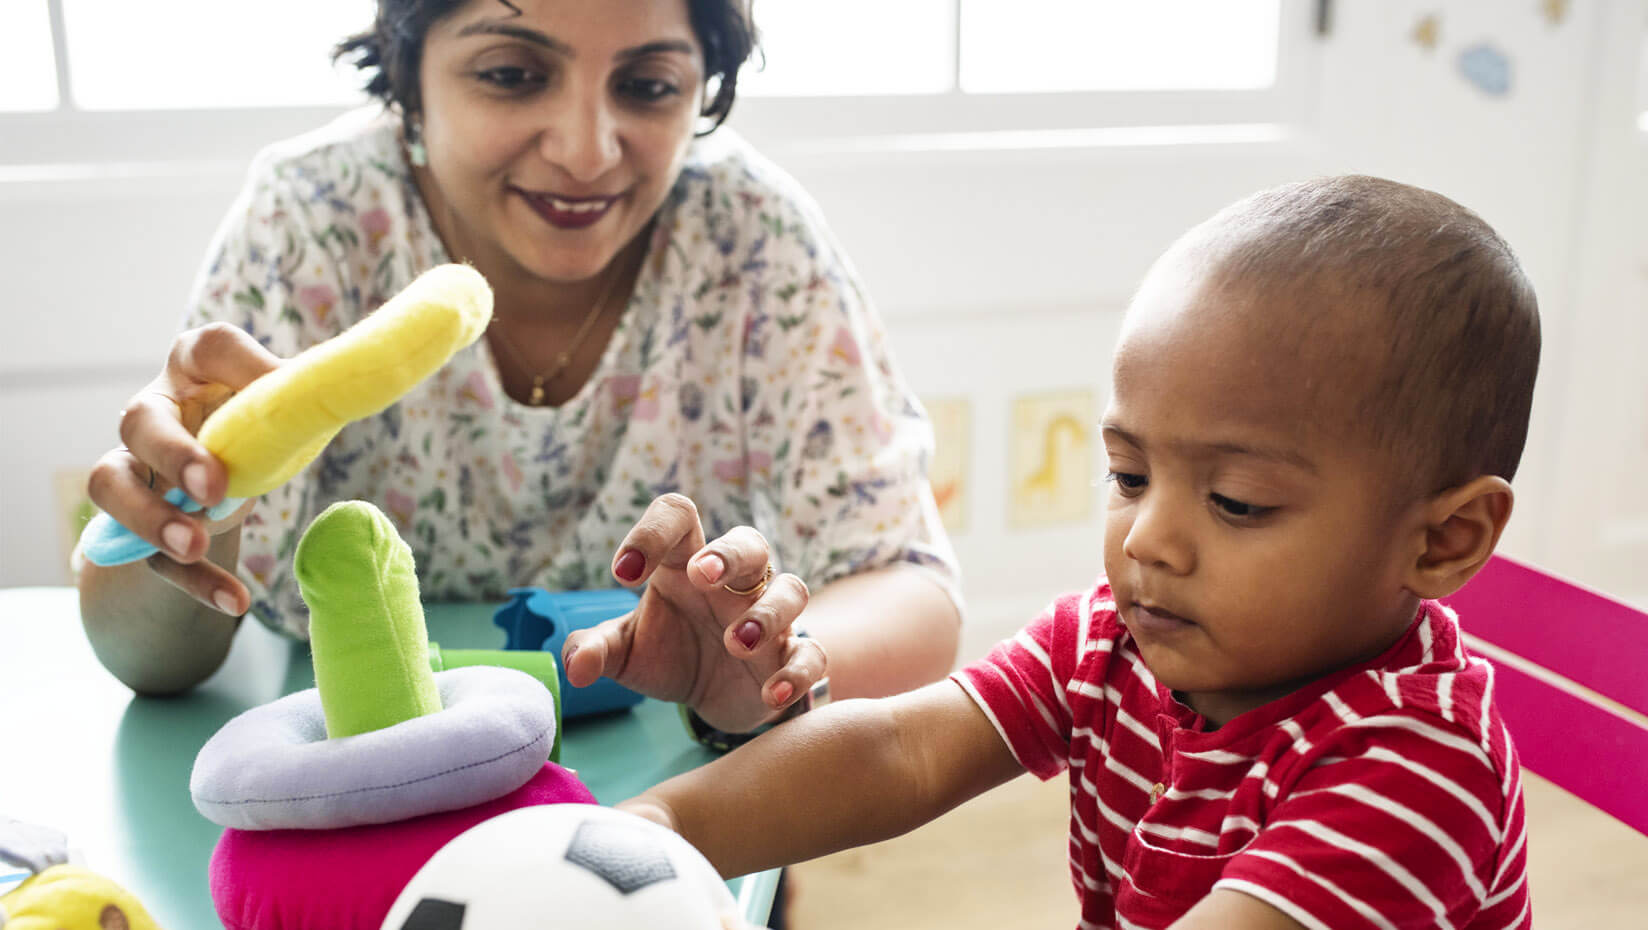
[1196,175,1541,493]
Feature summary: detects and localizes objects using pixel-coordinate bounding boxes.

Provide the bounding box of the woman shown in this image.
[78,0,961,740]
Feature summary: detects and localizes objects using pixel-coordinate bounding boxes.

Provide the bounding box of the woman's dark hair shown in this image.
[334,0,758,138]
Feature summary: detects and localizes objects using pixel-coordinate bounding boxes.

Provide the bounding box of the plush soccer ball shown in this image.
[378,805,741,930]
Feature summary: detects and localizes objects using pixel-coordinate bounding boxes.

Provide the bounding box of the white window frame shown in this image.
[1,0,1323,170]
[1639,31,1648,134]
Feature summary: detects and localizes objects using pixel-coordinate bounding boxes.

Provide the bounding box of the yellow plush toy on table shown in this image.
[0,865,163,930]
[79,263,494,565]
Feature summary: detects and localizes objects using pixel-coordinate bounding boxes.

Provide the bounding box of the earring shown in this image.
[406,119,428,168]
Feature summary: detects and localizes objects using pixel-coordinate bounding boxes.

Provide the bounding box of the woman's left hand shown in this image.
[560,493,827,733]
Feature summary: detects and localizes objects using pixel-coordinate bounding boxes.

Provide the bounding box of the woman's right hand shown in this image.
[85,322,283,613]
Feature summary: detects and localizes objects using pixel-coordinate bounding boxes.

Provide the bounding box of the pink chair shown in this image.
[1443,553,1648,836]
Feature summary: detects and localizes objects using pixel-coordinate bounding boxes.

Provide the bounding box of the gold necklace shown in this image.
[491,265,624,406]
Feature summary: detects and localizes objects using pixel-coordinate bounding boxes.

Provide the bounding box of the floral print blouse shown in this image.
[185,109,960,638]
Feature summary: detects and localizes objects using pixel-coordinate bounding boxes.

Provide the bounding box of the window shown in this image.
[0,1,58,112]
[746,0,1281,96]
[740,0,956,97]
[958,0,1279,93]
[1,0,374,167]
[735,0,1309,146]
[61,0,372,110]
[2,0,1306,168]
[1,1,371,114]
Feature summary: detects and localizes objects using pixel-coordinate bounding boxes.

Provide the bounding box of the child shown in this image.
[620,175,1539,929]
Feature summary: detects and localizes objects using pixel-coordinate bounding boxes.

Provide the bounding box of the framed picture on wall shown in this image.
[923,396,970,534]
[1009,390,1096,529]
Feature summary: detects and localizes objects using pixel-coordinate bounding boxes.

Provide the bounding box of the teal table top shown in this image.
[0,587,776,929]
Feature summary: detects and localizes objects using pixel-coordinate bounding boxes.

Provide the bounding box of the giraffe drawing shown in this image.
[1015,413,1090,517]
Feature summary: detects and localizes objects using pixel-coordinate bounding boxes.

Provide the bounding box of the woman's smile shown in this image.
[513,187,621,229]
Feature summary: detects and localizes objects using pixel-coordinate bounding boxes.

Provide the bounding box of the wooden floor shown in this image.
[783,770,1648,928]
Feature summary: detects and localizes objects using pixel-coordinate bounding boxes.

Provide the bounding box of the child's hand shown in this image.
[614,796,679,833]
[616,795,774,930]
[561,493,828,734]
[85,322,280,610]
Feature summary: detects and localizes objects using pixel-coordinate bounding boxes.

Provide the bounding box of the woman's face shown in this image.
[416,0,706,286]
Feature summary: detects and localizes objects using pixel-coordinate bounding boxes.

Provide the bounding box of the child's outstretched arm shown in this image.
[620,678,1024,879]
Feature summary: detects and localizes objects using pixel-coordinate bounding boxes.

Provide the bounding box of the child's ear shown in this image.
[1406,475,1515,599]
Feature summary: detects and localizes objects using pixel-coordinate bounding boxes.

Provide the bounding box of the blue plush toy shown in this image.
[493,588,645,719]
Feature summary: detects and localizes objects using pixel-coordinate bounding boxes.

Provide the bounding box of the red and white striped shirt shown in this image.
[954,580,1529,930]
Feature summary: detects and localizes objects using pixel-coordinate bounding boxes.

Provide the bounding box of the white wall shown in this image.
[2,1,1644,661]
[756,1,1648,656]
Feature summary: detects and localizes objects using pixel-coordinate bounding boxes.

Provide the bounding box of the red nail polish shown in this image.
[772,681,794,705]
[614,549,645,582]
[736,621,761,651]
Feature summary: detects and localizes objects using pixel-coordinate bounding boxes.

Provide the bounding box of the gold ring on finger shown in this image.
[722,562,773,597]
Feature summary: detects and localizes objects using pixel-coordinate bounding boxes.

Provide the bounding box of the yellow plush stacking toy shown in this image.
[81,264,494,565]
[201,264,493,498]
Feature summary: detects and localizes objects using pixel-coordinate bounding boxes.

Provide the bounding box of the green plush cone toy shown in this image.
[294,500,443,738]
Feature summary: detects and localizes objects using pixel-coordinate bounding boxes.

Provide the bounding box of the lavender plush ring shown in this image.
[190,666,556,831]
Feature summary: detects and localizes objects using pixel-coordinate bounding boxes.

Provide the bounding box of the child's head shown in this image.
[1101,175,1540,724]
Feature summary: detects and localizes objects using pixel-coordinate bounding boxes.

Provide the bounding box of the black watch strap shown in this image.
[680,703,764,753]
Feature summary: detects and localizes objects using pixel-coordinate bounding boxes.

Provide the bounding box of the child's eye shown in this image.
[1105,472,1148,495]
[1210,493,1274,520]
[474,66,546,91]
[617,77,680,103]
